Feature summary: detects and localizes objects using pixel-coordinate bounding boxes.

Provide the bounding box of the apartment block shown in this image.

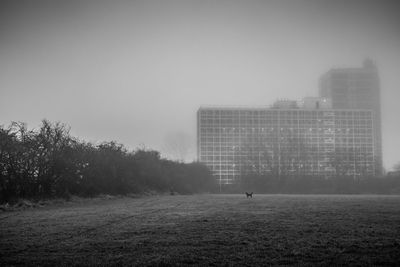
[198,106,376,185]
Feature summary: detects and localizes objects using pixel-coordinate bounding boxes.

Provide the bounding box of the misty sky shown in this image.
[1,0,399,170]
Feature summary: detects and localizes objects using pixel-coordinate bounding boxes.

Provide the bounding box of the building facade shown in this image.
[197,106,376,185]
[319,59,382,174]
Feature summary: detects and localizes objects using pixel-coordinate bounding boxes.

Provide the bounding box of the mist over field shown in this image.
[1,0,400,265]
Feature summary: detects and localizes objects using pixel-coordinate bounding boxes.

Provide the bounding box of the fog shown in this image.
[1,0,399,170]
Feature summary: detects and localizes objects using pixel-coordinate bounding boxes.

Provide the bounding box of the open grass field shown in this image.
[1,194,400,266]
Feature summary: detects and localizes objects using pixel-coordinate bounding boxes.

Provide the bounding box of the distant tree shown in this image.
[236,128,310,180]
[235,130,275,178]
[329,147,354,178]
[394,162,400,172]
[163,132,193,162]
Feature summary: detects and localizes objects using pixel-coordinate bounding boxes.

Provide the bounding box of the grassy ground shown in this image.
[1,194,400,266]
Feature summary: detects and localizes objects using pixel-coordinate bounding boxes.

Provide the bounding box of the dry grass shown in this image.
[1,194,400,266]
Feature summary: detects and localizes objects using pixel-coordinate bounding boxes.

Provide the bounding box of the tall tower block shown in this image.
[319,59,382,175]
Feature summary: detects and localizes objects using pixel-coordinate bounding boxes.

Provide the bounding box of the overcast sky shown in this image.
[1,0,399,170]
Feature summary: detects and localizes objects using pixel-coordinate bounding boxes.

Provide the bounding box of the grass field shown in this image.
[1,194,400,266]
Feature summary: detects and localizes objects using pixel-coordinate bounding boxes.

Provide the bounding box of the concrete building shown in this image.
[197,106,376,185]
[299,97,332,109]
[197,60,382,185]
[319,59,382,174]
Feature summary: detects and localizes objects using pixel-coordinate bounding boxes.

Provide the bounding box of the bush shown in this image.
[0,120,215,203]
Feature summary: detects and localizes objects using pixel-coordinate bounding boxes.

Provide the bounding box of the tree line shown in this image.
[0,120,216,203]
[234,173,400,194]
[228,133,400,194]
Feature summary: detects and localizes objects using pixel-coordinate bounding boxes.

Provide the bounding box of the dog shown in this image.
[245,192,253,198]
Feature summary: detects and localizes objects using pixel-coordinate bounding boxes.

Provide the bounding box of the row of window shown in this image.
[199,110,372,116]
[199,137,372,143]
[200,145,374,150]
[199,126,373,133]
[200,120,372,126]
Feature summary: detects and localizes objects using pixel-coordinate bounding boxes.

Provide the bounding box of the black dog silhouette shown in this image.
[245,192,253,198]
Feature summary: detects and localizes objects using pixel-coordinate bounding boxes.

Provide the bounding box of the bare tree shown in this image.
[393,162,400,172]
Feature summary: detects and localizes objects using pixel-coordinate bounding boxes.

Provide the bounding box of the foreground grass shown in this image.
[1,194,400,266]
